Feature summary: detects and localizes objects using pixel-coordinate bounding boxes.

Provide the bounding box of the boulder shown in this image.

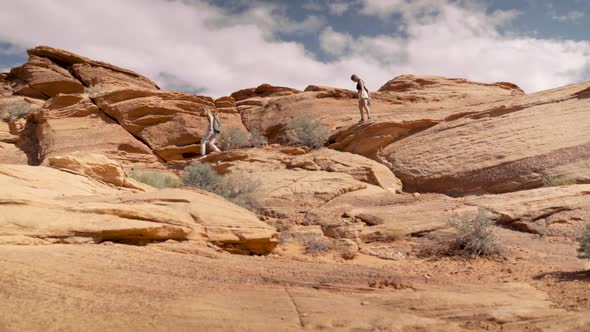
[94,89,246,161]
[384,81,590,195]
[465,184,590,237]
[230,83,300,102]
[34,94,160,168]
[28,45,158,89]
[0,164,277,253]
[9,55,83,99]
[240,76,523,142]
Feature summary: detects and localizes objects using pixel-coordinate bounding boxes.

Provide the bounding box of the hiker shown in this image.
[200,108,221,157]
[351,74,371,122]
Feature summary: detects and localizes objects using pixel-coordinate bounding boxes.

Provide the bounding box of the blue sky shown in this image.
[1,0,589,97]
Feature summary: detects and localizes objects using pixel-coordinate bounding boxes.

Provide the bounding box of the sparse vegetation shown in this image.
[181,163,223,192]
[218,126,268,150]
[181,163,260,212]
[1,101,35,122]
[303,236,331,255]
[542,175,576,187]
[128,170,180,188]
[579,224,590,259]
[282,118,329,149]
[448,208,501,257]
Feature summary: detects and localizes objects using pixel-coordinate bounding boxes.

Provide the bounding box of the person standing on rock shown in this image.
[200,108,221,157]
[351,74,371,122]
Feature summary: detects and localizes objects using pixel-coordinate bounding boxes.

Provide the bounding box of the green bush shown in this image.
[181,163,260,212]
[181,163,222,192]
[579,224,590,259]
[128,170,180,188]
[542,175,576,187]
[249,128,268,148]
[303,236,331,255]
[1,101,35,122]
[448,208,501,257]
[219,127,251,150]
[283,118,329,149]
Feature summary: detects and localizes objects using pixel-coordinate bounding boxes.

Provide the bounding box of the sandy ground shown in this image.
[1,225,589,331]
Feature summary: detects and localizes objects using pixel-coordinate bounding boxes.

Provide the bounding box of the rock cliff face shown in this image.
[1,46,589,331]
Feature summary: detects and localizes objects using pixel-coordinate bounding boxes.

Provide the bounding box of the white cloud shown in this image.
[0,0,588,98]
[328,1,352,15]
[206,2,326,37]
[360,0,404,17]
[319,27,354,56]
[551,10,585,23]
[302,1,323,12]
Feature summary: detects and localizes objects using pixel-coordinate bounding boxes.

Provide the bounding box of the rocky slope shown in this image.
[1,46,589,331]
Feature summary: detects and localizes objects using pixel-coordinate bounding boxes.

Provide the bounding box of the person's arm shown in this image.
[359,80,365,92]
[207,113,214,131]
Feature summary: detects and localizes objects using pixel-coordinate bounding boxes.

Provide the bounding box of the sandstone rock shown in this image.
[288,148,402,192]
[0,73,12,96]
[0,164,277,253]
[465,184,590,237]
[230,83,300,102]
[308,190,461,239]
[332,238,358,260]
[28,45,158,90]
[94,89,245,161]
[10,55,84,98]
[214,96,237,112]
[0,142,28,164]
[47,153,145,189]
[0,121,18,143]
[359,246,406,260]
[34,94,160,168]
[241,76,522,142]
[384,81,590,195]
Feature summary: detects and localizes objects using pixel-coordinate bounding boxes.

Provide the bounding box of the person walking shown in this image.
[200,108,221,157]
[351,74,371,122]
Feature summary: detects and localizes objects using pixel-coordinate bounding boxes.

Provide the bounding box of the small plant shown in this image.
[579,224,590,259]
[542,175,576,187]
[0,101,35,122]
[182,164,260,212]
[219,127,251,150]
[303,236,331,255]
[128,170,180,189]
[218,173,261,212]
[249,128,268,147]
[283,118,329,149]
[448,208,501,257]
[181,163,222,192]
[218,127,268,150]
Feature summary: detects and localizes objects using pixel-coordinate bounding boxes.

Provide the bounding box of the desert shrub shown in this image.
[129,170,180,188]
[1,101,35,122]
[181,163,222,192]
[249,128,268,147]
[218,173,261,212]
[182,164,260,212]
[283,118,329,149]
[579,224,590,259]
[448,208,501,257]
[303,236,331,255]
[219,126,251,150]
[542,175,576,187]
[219,127,268,150]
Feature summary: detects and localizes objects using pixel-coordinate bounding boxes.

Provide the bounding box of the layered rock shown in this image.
[9,55,84,99]
[29,45,158,90]
[199,147,402,217]
[384,81,590,195]
[0,164,277,253]
[239,76,524,141]
[94,89,246,161]
[466,184,590,237]
[34,94,160,168]
[230,83,300,102]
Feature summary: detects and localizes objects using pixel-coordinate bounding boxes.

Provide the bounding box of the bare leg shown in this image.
[200,128,212,156]
[358,99,365,122]
[209,132,221,152]
[364,99,371,120]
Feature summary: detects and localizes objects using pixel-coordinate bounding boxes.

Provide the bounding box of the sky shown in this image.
[0,0,589,97]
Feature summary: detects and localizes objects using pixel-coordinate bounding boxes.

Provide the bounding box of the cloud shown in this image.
[551,10,585,23]
[328,1,353,16]
[302,1,323,12]
[0,0,588,98]
[360,0,404,17]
